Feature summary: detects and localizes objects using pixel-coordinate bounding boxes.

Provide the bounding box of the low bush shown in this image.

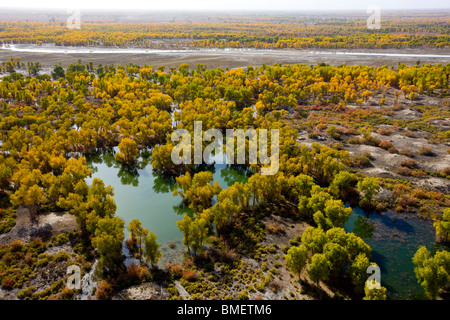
[418,146,433,156]
[267,223,285,234]
[400,159,418,169]
[379,139,393,150]
[399,148,413,157]
[1,278,14,290]
[95,280,113,300]
[237,290,249,300]
[440,167,450,176]
[182,270,198,282]
[396,167,412,176]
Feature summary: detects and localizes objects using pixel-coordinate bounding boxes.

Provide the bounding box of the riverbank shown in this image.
[1,45,450,69]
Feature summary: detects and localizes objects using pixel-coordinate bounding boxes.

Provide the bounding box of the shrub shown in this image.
[412,189,429,199]
[51,233,69,246]
[60,287,74,300]
[418,146,433,156]
[33,288,52,300]
[183,258,194,268]
[327,125,341,139]
[440,167,450,176]
[11,240,23,252]
[182,270,198,282]
[398,195,419,207]
[0,217,15,234]
[125,264,143,284]
[330,142,344,150]
[289,235,301,246]
[267,223,285,234]
[237,290,249,300]
[396,167,412,176]
[24,253,34,265]
[376,202,387,211]
[308,132,318,139]
[364,135,381,147]
[18,287,36,299]
[269,280,281,292]
[378,128,392,135]
[36,257,50,267]
[349,151,372,167]
[168,264,183,277]
[267,244,277,254]
[361,150,373,160]
[388,146,398,154]
[125,238,135,252]
[221,251,237,263]
[348,137,363,144]
[95,280,113,300]
[379,139,393,150]
[50,279,65,294]
[393,102,402,111]
[411,170,427,177]
[1,278,14,290]
[400,159,418,169]
[261,262,268,271]
[403,131,417,138]
[53,251,69,262]
[399,149,413,157]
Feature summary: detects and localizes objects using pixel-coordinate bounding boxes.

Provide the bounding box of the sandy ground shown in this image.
[1,46,450,69]
[295,86,450,194]
[255,215,335,300]
[0,207,78,245]
[112,282,169,300]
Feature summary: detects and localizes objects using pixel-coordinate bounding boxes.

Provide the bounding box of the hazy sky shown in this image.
[1,0,449,11]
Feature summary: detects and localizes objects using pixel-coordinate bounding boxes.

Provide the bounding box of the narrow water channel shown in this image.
[344,208,437,299]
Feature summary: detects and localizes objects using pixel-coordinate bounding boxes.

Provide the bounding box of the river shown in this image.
[2,44,450,58]
[2,44,450,68]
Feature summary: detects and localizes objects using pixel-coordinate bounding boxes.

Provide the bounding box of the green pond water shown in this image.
[85,147,250,266]
[85,148,437,299]
[344,208,437,300]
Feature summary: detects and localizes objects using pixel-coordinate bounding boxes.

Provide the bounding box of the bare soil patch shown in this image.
[0,207,78,245]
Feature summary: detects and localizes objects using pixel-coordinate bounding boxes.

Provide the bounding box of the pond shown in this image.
[85,147,438,299]
[85,147,250,267]
[344,208,438,300]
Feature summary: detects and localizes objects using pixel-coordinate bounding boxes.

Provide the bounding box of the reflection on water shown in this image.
[85,147,250,267]
[352,215,375,240]
[345,208,437,300]
[84,147,437,298]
